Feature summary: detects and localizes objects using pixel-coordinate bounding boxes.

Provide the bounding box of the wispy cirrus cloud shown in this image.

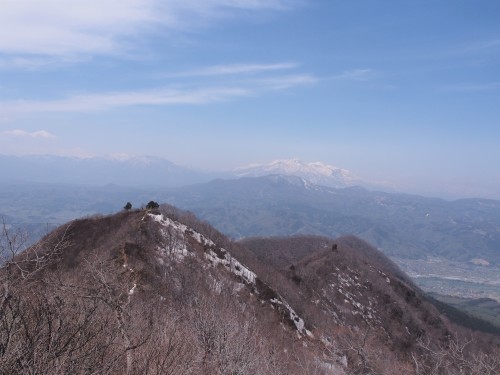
[0,57,57,70]
[2,129,56,139]
[0,87,250,115]
[332,69,374,81]
[0,73,316,115]
[0,0,153,57]
[251,74,318,89]
[443,82,500,92]
[0,0,299,65]
[475,39,500,50]
[453,38,500,55]
[170,62,298,77]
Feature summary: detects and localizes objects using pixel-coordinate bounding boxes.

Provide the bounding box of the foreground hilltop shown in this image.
[1,206,499,374]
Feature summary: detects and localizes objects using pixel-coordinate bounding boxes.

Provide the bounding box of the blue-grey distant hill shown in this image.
[162,175,500,266]
[0,154,219,187]
[1,154,499,268]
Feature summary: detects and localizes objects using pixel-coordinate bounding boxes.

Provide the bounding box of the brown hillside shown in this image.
[0,207,499,374]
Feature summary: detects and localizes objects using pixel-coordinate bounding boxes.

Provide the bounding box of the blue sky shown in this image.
[1,0,499,199]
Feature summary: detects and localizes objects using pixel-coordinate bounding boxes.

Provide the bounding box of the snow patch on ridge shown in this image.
[205,248,257,284]
[271,297,313,337]
[148,213,256,284]
[148,213,313,337]
[149,213,191,260]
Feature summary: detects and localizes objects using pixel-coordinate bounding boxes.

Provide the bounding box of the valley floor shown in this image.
[394,257,500,301]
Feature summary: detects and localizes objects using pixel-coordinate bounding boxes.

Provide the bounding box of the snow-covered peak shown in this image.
[235,158,360,188]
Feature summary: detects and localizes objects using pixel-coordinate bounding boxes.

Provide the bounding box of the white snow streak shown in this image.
[148,213,256,284]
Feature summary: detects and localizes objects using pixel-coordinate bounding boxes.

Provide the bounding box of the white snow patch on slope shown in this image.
[149,213,312,337]
[205,248,257,284]
[149,213,192,260]
[270,298,313,337]
[148,213,256,284]
[128,283,137,295]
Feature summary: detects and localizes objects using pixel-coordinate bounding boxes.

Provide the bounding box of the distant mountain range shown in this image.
[2,154,499,269]
[3,153,499,201]
[0,154,216,187]
[0,154,363,189]
[162,174,500,267]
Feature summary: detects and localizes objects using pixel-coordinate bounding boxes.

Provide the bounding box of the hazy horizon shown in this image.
[1,1,499,200]
[2,153,499,201]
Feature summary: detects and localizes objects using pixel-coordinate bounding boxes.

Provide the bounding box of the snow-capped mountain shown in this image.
[234,158,360,188]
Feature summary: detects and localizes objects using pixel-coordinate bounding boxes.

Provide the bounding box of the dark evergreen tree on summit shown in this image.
[124,202,132,211]
[146,201,159,210]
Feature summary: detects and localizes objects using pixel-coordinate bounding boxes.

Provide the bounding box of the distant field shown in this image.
[395,257,500,302]
[429,293,500,329]
[412,276,500,301]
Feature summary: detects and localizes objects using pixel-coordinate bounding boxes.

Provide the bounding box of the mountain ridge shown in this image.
[163,174,500,265]
[0,154,216,187]
[2,206,499,374]
[3,153,500,200]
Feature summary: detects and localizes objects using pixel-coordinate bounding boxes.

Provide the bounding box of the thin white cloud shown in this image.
[2,129,56,139]
[477,39,500,49]
[202,0,296,10]
[443,82,500,92]
[252,74,318,89]
[456,39,500,55]
[0,0,155,57]
[332,69,373,81]
[416,38,500,62]
[0,57,53,70]
[0,74,317,115]
[0,87,249,115]
[171,62,298,77]
[0,0,298,64]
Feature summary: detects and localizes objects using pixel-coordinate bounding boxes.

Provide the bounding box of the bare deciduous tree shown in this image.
[413,334,500,375]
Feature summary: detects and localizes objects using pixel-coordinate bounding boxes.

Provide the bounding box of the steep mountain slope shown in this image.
[240,235,409,281]
[234,158,361,188]
[1,209,308,374]
[163,176,500,302]
[242,235,500,336]
[1,206,499,374]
